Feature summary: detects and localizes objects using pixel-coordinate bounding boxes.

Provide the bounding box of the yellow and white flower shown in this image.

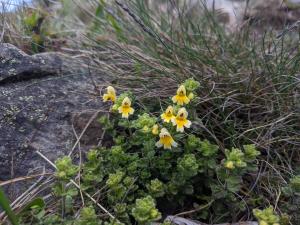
[152,124,159,135]
[118,97,134,118]
[161,106,175,123]
[171,107,191,132]
[155,128,177,149]
[102,86,116,103]
[172,85,190,105]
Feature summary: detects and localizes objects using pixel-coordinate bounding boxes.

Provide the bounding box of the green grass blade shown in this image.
[0,188,19,225]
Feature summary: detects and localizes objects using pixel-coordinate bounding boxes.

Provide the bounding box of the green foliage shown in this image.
[199,139,219,157]
[76,206,99,225]
[131,196,161,224]
[147,179,165,198]
[281,175,300,224]
[18,198,45,218]
[177,154,199,179]
[253,206,280,225]
[185,134,202,151]
[289,175,300,193]
[183,78,200,92]
[12,0,300,223]
[132,113,157,132]
[82,149,105,189]
[106,170,125,188]
[24,11,40,29]
[55,156,78,181]
[243,144,261,161]
[23,78,262,224]
[224,148,247,170]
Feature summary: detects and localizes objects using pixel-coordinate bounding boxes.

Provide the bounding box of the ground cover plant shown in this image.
[1,0,300,224]
[15,80,294,224]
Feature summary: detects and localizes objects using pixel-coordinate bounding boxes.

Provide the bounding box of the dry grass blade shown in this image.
[0,173,52,187]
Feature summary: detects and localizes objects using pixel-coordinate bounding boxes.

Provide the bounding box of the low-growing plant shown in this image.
[52,156,79,214]
[253,206,289,225]
[62,79,266,224]
[3,0,300,224]
[17,79,264,224]
[280,175,300,224]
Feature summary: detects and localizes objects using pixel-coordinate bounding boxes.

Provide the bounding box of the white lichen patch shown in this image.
[19,96,34,102]
[8,68,16,75]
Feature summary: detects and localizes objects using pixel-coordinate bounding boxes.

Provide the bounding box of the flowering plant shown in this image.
[21,78,264,225]
[84,78,261,224]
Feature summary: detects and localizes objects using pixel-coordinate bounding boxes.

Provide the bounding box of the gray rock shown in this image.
[162,216,258,225]
[0,43,106,197]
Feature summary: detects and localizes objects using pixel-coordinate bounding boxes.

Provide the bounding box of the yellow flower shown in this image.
[224,161,234,169]
[103,86,116,102]
[152,124,159,135]
[118,97,134,118]
[155,128,177,149]
[161,106,175,123]
[172,85,190,105]
[171,108,191,132]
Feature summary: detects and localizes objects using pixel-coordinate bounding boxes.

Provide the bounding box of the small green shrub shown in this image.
[18,79,262,224]
[29,79,261,224]
[253,206,280,225]
[76,206,98,225]
[281,175,300,224]
[131,196,161,224]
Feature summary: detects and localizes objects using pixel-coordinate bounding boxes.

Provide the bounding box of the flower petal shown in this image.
[118,106,123,113]
[171,140,178,147]
[103,94,109,102]
[129,107,135,115]
[183,97,190,104]
[177,126,184,132]
[172,96,177,103]
[164,143,172,149]
[156,141,163,148]
[177,100,184,105]
[171,118,176,126]
[185,120,192,128]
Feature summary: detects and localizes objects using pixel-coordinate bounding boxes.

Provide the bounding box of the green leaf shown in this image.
[0,187,19,225]
[66,187,78,197]
[65,195,73,214]
[106,14,125,41]
[225,176,241,193]
[95,1,105,18]
[18,198,45,214]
